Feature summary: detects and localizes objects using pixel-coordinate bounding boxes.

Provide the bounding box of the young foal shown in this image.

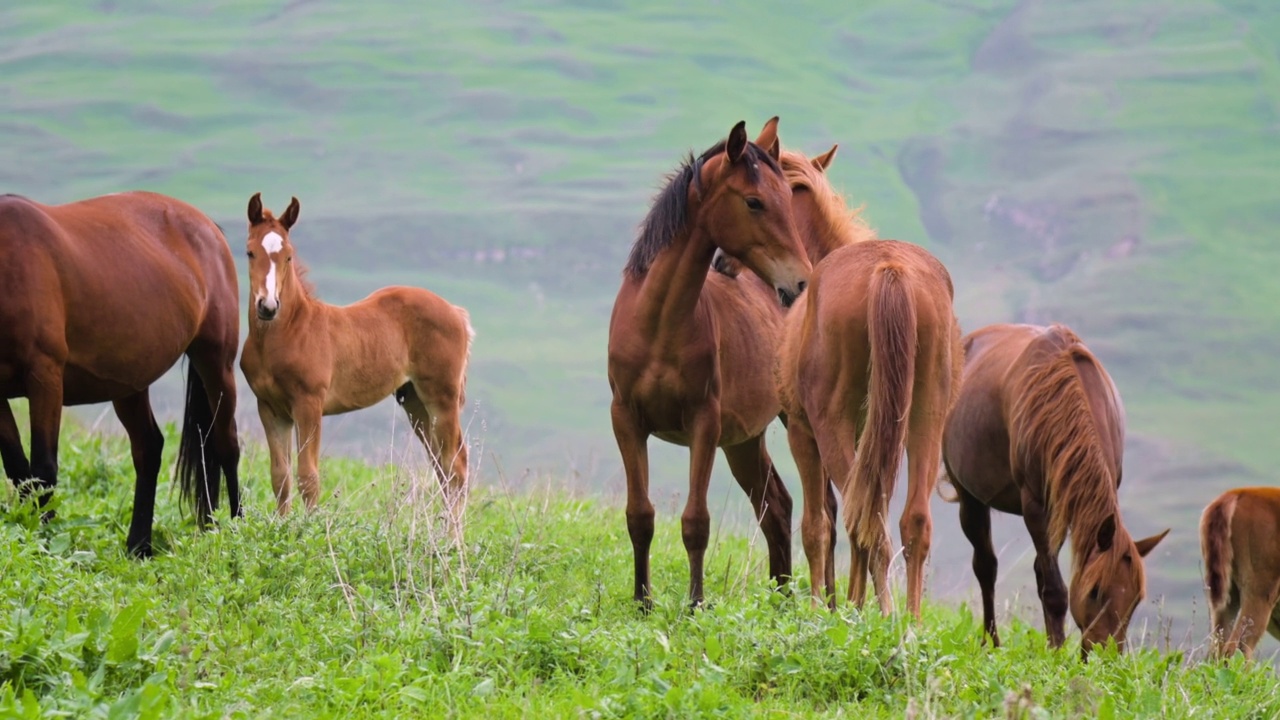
[1201,487,1280,659]
[239,195,473,518]
[775,148,963,618]
[942,323,1168,654]
[608,119,811,609]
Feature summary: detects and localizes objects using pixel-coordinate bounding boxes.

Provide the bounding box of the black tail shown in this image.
[176,364,220,525]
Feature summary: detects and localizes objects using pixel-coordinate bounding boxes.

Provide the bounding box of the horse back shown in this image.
[0,192,236,401]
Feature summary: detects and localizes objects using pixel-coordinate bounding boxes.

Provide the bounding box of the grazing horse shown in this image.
[942,323,1168,653]
[0,191,242,557]
[775,148,962,618]
[1201,486,1280,659]
[238,194,473,518]
[607,119,811,609]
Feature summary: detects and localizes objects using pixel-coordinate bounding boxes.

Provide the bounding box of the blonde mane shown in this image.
[780,150,877,259]
[1009,328,1121,564]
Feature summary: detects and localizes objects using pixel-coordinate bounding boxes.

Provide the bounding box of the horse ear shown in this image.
[755,116,780,162]
[248,192,264,225]
[1135,528,1170,557]
[280,196,301,230]
[726,121,748,163]
[812,144,838,172]
[1096,514,1117,552]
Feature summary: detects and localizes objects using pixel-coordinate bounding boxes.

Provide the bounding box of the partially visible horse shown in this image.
[942,323,1168,654]
[1201,486,1280,659]
[239,195,473,520]
[775,148,962,618]
[0,191,242,556]
[607,118,811,609]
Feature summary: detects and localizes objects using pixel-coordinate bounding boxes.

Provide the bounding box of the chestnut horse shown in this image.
[1201,486,1280,659]
[942,323,1168,654]
[775,148,962,618]
[239,195,473,519]
[0,191,242,557]
[608,119,811,608]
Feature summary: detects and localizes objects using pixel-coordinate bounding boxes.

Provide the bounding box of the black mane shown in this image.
[623,139,780,277]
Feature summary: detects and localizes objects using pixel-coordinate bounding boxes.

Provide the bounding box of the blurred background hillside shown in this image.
[4,0,1279,653]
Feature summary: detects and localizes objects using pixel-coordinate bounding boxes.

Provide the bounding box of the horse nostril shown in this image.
[777,288,795,308]
[797,280,808,295]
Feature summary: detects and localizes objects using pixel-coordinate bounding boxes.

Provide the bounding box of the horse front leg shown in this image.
[259,400,294,515]
[24,359,64,520]
[683,407,720,608]
[0,400,32,486]
[292,397,324,512]
[1021,487,1068,648]
[611,402,653,610]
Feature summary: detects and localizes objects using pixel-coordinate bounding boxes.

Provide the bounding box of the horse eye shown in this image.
[1089,585,1100,601]
[745,197,765,211]
[247,251,255,259]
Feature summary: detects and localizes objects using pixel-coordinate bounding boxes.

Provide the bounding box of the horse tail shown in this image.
[454,304,475,405]
[176,363,219,522]
[844,262,916,548]
[1200,491,1238,612]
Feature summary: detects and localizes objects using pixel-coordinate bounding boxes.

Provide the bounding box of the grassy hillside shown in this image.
[3,423,1280,718]
[4,0,1280,657]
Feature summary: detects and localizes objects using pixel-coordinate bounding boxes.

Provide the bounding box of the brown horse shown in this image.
[607,119,811,609]
[0,191,242,557]
[942,323,1168,654]
[775,148,963,618]
[1201,486,1280,659]
[239,195,473,518]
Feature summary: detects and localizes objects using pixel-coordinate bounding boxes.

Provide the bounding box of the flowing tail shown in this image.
[844,263,916,548]
[1200,492,1238,611]
[176,364,220,525]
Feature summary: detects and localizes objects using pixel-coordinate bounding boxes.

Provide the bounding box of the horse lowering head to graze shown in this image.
[239,194,474,528]
[0,191,242,557]
[942,323,1168,655]
[608,118,812,610]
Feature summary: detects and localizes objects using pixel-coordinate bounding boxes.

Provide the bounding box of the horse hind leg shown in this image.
[185,334,243,522]
[113,390,164,558]
[397,382,468,512]
[722,433,793,591]
[956,481,1000,646]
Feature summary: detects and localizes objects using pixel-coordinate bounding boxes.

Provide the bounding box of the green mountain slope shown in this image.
[3,0,1279,648]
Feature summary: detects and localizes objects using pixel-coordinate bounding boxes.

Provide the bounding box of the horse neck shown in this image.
[628,225,715,339]
[800,192,876,264]
[1044,428,1123,568]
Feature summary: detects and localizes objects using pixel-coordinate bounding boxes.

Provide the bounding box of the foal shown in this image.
[1201,487,1280,659]
[239,194,473,518]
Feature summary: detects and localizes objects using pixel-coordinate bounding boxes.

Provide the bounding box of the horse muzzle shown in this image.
[256,299,279,321]
[776,280,807,309]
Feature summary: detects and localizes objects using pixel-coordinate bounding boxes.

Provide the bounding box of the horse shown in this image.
[0,191,242,557]
[941,323,1168,654]
[607,118,811,609]
[774,147,963,619]
[238,194,473,521]
[1201,486,1280,659]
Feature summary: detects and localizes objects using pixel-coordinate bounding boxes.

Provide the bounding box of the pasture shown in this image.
[5,0,1280,714]
[3,417,1280,718]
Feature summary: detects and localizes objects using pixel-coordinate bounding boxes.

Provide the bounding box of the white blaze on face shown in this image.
[260,231,285,310]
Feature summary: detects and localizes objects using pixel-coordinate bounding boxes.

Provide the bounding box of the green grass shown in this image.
[3,423,1280,718]
[5,0,1280,673]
